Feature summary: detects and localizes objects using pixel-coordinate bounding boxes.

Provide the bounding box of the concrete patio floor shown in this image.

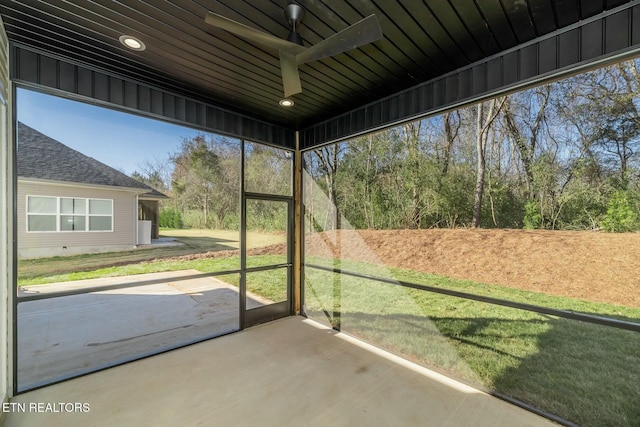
[5,316,556,427]
[17,270,267,391]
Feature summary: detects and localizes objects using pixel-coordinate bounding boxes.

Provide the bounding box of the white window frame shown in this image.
[26,195,113,233]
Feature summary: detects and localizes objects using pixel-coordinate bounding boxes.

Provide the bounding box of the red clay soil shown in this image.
[303,229,640,308]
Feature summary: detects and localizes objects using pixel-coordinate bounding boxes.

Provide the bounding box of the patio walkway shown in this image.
[17,270,257,391]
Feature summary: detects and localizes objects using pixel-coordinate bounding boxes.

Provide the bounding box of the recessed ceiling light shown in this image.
[279,99,294,107]
[119,35,146,51]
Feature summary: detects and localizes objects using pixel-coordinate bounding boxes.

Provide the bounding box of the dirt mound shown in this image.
[156,228,640,308]
[304,229,640,308]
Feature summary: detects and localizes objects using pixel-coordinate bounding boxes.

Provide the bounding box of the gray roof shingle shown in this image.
[17,122,167,198]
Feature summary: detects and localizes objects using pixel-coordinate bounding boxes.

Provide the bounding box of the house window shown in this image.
[88,199,113,231]
[27,196,113,232]
[60,197,86,231]
[27,196,57,232]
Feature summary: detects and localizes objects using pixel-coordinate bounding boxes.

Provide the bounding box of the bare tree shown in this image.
[442,110,461,176]
[398,121,424,228]
[132,157,172,193]
[502,86,551,197]
[472,97,506,228]
[314,144,344,230]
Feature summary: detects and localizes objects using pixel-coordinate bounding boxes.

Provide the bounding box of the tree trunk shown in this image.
[442,111,460,176]
[317,146,340,230]
[472,104,486,228]
[203,193,209,227]
[364,135,375,228]
[472,98,505,228]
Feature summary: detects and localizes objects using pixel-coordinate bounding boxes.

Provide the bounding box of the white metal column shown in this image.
[0,15,14,407]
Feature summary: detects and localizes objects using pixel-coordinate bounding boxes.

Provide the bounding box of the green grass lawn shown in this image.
[159,228,286,248]
[17,241,640,426]
[18,228,284,286]
[305,265,640,427]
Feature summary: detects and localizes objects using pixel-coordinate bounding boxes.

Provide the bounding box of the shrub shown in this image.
[523,200,542,229]
[159,206,183,229]
[220,213,240,230]
[182,210,206,229]
[601,191,640,232]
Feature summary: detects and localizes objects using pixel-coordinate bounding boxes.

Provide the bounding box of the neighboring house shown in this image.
[17,122,167,258]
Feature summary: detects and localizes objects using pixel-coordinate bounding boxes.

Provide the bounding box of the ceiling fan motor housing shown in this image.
[285,3,305,45]
[285,4,305,26]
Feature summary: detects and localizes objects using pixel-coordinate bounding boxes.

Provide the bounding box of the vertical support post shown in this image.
[0,16,14,401]
[239,139,246,329]
[293,132,302,313]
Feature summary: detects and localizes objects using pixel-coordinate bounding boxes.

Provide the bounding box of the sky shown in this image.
[16,88,205,175]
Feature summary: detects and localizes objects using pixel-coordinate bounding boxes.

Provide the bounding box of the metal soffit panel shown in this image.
[0,0,636,129]
[303,4,640,147]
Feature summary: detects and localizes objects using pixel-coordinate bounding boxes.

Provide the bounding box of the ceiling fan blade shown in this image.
[296,15,383,65]
[279,51,302,98]
[205,11,306,55]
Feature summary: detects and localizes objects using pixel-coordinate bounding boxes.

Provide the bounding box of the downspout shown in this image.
[135,193,139,246]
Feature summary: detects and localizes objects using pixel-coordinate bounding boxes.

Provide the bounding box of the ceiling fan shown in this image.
[205,3,383,98]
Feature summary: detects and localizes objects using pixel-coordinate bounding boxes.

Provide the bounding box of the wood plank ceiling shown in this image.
[0,0,634,129]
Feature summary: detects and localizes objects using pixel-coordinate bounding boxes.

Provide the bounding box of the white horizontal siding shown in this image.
[18,181,137,258]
